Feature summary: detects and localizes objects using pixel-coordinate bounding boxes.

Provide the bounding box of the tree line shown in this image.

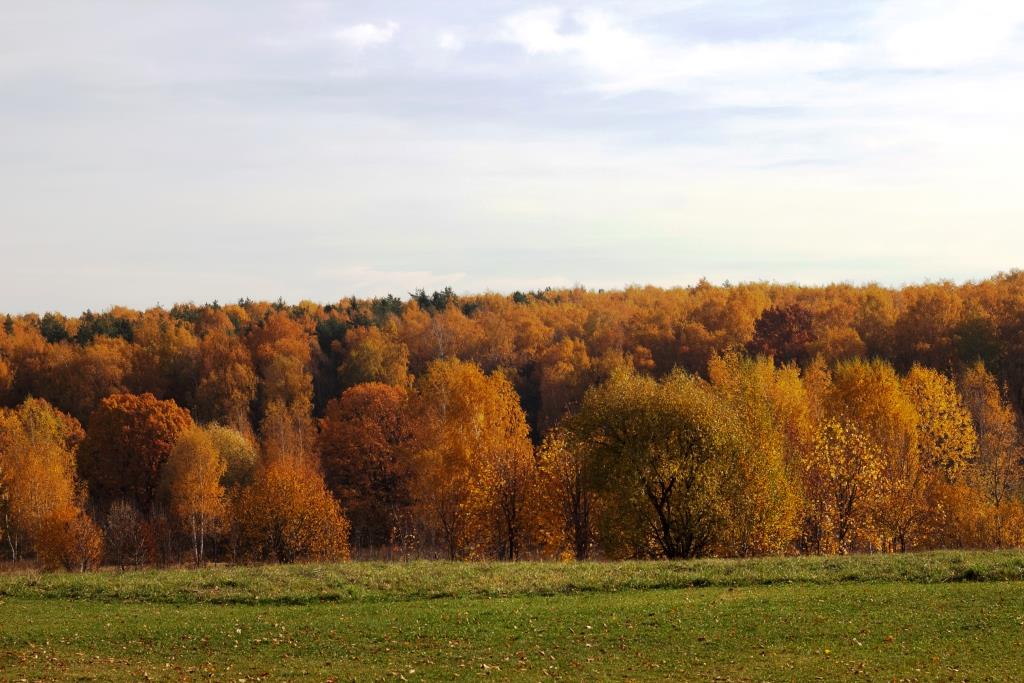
[1,273,1024,568]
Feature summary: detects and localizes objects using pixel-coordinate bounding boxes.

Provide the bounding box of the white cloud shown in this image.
[501,8,855,94]
[333,20,399,49]
[876,0,1024,69]
[499,3,1024,104]
[438,30,464,52]
[502,7,567,54]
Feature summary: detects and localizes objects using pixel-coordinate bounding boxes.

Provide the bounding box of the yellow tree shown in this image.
[825,359,921,551]
[206,423,259,490]
[565,367,730,559]
[802,418,884,553]
[901,365,980,547]
[706,353,804,555]
[0,398,90,563]
[957,362,1024,545]
[536,429,597,559]
[163,426,227,564]
[902,365,977,481]
[466,415,537,560]
[337,324,411,389]
[409,358,536,559]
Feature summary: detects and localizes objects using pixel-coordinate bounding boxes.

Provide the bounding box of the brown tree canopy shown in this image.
[317,382,413,548]
[78,392,193,514]
[5,274,1024,444]
[747,304,816,366]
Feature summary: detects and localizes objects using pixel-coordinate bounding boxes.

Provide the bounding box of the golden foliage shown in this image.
[127,310,201,406]
[408,358,536,559]
[957,362,1024,508]
[824,359,923,551]
[0,398,85,562]
[535,429,597,560]
[232,453,350,563]
[338,325,411,389]
[802,419,884,553]
[163,426,227,564]
[536,337,593,434]
[7,276,1024,567]
[903,365,978,480]
[707,354,803,556]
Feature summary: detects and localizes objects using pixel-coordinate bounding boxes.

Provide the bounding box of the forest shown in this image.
[2,272,1024,569]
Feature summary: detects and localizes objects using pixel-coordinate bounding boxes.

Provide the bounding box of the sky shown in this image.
[2,0,1024,314]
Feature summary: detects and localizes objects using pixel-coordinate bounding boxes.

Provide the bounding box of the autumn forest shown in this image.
[3,274,1024,571]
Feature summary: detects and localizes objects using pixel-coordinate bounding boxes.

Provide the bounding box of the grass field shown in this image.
[2,551,1024,681]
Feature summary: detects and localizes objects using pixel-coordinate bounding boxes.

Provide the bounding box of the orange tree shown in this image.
[0,398,82,559]
[194,327,257,432]
[232,452,350,562]
[34,507,103,571]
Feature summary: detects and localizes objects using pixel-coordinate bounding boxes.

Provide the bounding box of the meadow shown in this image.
[3,551,1024,681]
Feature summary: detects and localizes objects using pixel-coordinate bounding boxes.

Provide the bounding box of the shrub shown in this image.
[36,509,103,571]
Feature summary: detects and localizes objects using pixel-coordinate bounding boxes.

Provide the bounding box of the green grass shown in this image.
[2,551,1024,680]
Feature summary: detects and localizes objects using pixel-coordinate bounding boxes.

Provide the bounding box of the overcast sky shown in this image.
[3,1,1024,313]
